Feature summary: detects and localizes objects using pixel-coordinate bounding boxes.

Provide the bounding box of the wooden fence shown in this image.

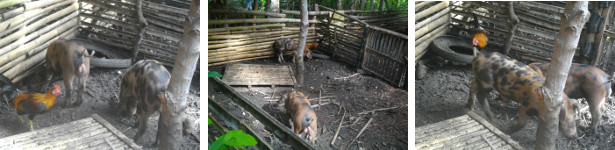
[0,0,79,83]
[318,6,408,87]
[78,0,197,73]
[207,8,326,66]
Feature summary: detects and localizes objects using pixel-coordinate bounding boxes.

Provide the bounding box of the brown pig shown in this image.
[273,38,315,63]
[45,37,94,107]
[279,91,317,144]
[468,52,579,139]
[529,62,611,131]
[118,59,170,144]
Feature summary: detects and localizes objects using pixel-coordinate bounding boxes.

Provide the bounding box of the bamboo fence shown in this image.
[448,1,576,63]
[414,1,449,63]
[78,0,198,73]
[207,8,325,66]
[0,0,79,82]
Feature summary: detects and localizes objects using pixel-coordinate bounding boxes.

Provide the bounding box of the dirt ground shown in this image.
[209,58,408,149]
[415,55,615,149]
[0,67,200,150]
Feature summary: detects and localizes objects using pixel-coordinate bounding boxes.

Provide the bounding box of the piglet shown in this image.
[279,91,318,144]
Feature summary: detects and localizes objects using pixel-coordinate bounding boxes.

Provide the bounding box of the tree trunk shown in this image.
[383,0,388,10]
[133,0,148,60]
[360,0,366,10]
[337,0,342,10]
[296,0,308,86]
[370,0,374,10]
[536,2,589,149]
[270,0,280,13]
[253,0,258,26]
[503,1,518,55]
[379,0,383,11]
[350,0,357,10]
[158,0,200,149]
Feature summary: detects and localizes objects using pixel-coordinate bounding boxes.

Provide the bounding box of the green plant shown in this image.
[209,71,224,78]
[209,130,258,150]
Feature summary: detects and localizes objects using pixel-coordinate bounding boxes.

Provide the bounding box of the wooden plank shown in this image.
[0,115,141,150]
[222,64,296,86]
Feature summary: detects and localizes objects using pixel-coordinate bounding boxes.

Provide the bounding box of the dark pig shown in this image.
[118,59,170,144]
[529,62,611,131]
[272,38,314,63]
[279,91,317,144]
[45,37,94,107]
[467,52,579,139]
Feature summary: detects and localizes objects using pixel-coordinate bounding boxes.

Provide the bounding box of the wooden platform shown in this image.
[222,64,296,86]
[0,114,141,150]
[415,112,524,150]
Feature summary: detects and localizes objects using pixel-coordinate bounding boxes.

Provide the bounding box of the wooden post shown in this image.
[591,4,613,66]
[311,4,318,27]
[536,2,589,149]
[158,0,199,149]
[359,27,370,69]
[133,0,148,60]
[296,0,308,86]
[503,2,519,55]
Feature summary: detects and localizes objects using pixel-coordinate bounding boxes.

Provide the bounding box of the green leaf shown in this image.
[208,117,212,125]
[209,134,229,150]
[223,130,258,148]
[209,71,224,78]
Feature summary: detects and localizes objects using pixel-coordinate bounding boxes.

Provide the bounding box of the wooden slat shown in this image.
[222,64,296,86]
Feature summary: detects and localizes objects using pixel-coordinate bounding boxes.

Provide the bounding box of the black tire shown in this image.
[429,35,476,64]
[90,58,132,69]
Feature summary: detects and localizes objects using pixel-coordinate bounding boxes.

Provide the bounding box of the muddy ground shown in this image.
[0,67,200,150]
[415,56,615,149]
[209,58,408,149]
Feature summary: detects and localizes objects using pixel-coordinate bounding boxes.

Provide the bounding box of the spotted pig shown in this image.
[529,62,611,131]
[467,52,579,138]
[278,91,317,144]
[273,38,314,63]
[118,59,170,144]
[45,37,94,107]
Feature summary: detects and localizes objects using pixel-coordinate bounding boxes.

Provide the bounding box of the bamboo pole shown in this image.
[209,28,316,39]
[23,0,64,11]
[0,1,77,48]
[79,13,136,30]
[2,27,77,79]
[416,1,433,9]
[415,23,447,46]
[415,1,448,21]
[209,24,286,33]
[0,11,79,56]
[208,33,316,49]
[209,48,274,61]
[81,0,136,17]
[0,0,29,9]
[209,55,272,66]
[81,21,138,39]
[0,23,77,68]
[210,9,286,18]
[12,62,44,83]
[143,13,183,32]
[415,25,448,57]
[208,18,319,25]
[142,1,188,15]
[415,7,449,30]
[280,10,330,15]
[0,6,24,21]
[415,15,448,39]
[0,0,75,34]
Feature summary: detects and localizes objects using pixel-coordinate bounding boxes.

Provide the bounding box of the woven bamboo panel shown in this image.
[0,114,141,150]
[222,64,296,86]
[415,112,523,150]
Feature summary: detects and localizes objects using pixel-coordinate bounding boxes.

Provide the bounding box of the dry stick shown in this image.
[346,118,374,150]
[331,108,346,146]
[318,89,322,111]
[357,106,400,115]
[334,73,361,80]
[337,101,344,115]
[311,102,330,108]
[481,135,495,150]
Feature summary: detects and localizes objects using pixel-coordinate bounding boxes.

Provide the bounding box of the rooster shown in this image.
[0,75,61,131]
[472,14,488,56]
